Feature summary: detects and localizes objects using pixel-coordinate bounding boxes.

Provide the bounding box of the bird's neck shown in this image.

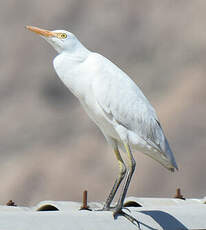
[53,45,91,99]
[63,42,90,62]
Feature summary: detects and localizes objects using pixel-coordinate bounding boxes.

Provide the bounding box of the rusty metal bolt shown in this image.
[80,190,91,211]
[6,200,17,206]
[174,188,185,200]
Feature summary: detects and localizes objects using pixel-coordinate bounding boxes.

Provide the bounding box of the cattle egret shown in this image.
[26,26,178,224]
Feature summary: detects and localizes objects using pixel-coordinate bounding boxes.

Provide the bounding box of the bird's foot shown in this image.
[113,207,141,229]
[96,205,140,228]
[95,205,115,211]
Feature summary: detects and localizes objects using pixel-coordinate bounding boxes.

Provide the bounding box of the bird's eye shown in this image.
[58,33,67,39]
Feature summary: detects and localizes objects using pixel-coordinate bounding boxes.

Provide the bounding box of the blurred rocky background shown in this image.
[0,0,205,205]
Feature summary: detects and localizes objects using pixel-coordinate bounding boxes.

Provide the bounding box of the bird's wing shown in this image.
[91,53,166,153]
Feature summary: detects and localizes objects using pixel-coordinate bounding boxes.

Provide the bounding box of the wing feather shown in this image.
[91,53,166,154]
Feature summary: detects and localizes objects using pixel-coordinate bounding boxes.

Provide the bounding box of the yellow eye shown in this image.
[58,33,67,39]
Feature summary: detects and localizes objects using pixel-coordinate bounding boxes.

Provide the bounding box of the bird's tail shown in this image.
[140,136,178,172]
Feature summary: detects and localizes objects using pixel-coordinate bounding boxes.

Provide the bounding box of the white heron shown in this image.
[26,26,178,224]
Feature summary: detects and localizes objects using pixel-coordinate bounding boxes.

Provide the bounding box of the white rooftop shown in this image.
[0,197,206,230]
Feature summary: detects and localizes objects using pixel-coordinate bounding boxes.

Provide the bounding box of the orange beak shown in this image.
[26,26,57,37]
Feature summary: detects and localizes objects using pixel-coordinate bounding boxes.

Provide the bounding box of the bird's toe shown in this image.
[113,208,141,228]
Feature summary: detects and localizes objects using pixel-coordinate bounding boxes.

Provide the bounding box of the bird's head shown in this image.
[26,26,79,53]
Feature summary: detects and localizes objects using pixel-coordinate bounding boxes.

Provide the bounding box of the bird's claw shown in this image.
[113,208,141,229]
[96,205,140,229]
[95,205,115,211]
[96,205,131,212]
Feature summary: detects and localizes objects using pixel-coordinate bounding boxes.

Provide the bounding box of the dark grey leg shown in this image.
[103,146,126,209]
[113,143,140,228]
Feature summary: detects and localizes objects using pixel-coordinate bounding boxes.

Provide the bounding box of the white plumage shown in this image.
[27,26,178,223]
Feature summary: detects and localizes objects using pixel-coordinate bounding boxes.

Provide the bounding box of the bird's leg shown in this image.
[114,143,136,212]
[102,146,126,210]
[113,143,139,226]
